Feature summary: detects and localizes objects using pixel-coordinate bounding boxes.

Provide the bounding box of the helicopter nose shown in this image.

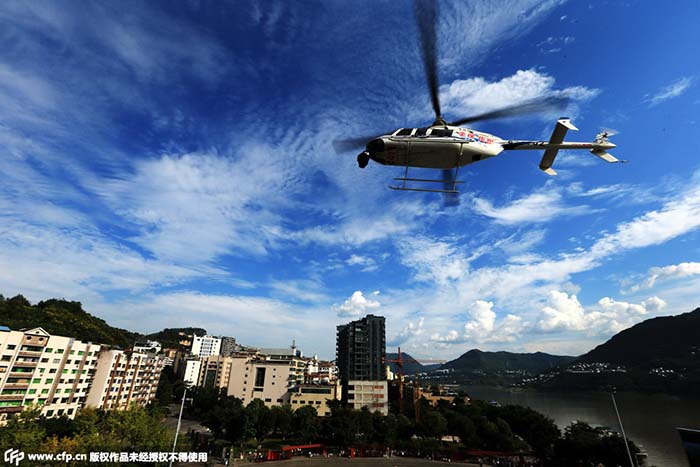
[367,138,384,153]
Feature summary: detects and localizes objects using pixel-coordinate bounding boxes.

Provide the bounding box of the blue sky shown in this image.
[1,0,699,359]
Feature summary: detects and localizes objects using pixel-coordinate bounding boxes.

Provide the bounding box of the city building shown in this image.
[290,382,341,416]
[226,354,306,407]
[220,336,240,357]
[346,380,388,415]
[85,349,165,411]
[0,327,101,423]
[336,314,387,414]
[132,339,162,354]
[336,314,386,383]
[161,348,180,367]
[182,358,202,387]
[198,355,237,389]
[191,335,222,357]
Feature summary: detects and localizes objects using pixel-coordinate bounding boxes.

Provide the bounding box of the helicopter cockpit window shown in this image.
[415,128,428,136]
[396,128,413,136]
[430,129,453,137]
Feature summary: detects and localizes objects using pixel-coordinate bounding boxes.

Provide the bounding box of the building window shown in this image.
[7,344,16,350]
[254,368,266,387]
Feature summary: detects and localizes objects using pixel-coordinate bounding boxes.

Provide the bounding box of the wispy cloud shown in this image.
[648,77,694,106]
[471,188,596,224]
[629,262,700,292]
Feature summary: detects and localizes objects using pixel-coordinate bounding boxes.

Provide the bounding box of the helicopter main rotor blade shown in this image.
[449,96,570,127]
[416,0,441,121]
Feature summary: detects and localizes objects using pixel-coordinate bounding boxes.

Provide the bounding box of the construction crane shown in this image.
[383,347,406,413]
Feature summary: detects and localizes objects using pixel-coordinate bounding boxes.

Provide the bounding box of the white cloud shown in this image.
[389,317,425,346]
[346,254,378,272]
[648,77,694,106]
[440,69,599,118]
[431,301,524,344]
[537,291,666,335]
[332,291,381,318]
[398,236,469,284]
[472,189,595,224]
[632,262,700,291]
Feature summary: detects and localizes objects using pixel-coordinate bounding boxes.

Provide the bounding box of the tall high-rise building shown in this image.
[336,314,386,382]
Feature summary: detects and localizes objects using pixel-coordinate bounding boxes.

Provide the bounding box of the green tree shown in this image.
[293,405,319,442]
[270,405,293,439]
[418,410,447,439]
[0,406,46,450]
[246,399,273,442]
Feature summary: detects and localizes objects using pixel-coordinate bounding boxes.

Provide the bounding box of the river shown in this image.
[462,385,700,467]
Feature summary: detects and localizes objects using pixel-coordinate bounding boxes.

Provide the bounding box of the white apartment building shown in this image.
[346,380,388,415]
[0,327,101,423]
[182,358,202,387]
[191,335,221,357]
[85,349,165,410]
[132,339,162,354]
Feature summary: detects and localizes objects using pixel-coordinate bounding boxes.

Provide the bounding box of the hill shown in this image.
[579,307,700,367]
[386,352,431,375]
[441,349,576,373]
[0,294,138,348]
[537,307,700,394]
[145,327,207,350]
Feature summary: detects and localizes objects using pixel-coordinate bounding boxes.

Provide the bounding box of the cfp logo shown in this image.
[3,449,25,466]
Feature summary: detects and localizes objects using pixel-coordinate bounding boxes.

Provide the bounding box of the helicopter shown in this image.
[333,0,624,194]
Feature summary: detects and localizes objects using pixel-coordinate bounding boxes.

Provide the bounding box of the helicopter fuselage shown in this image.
[366,126,504,169]
[362,123,617,171]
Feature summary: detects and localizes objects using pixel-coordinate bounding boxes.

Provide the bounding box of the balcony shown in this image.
[0,406,24,413]
[3,381,30,389]
[0,394,25,401]
[18,350,42,358]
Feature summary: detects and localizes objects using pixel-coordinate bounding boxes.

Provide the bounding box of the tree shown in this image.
[245,399,273,442]
[550,422,640,467]
[270,405,293,439]
[418,410,447,439]
[499,404,560,460]
[293,405,319,442]
[0,406,46,450]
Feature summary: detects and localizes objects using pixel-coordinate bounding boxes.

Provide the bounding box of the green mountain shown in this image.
[0,294,205,351]
[0,294,137,348]
[441,349,576,373]
[145,327,207,350]
[579,307,700,367]
[538,307,700,394]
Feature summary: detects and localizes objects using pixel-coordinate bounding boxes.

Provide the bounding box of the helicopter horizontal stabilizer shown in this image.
[539,118,577,175]
[591,149,620,163]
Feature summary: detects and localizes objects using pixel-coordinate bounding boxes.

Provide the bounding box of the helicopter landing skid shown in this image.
[388,164,462,193]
